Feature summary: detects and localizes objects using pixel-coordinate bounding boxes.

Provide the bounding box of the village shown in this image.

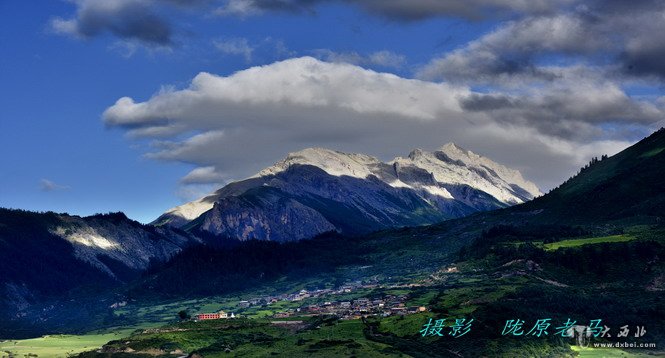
[195,281,428,322]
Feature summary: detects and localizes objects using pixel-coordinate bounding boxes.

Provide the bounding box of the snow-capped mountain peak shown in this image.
[438,142,541,200]
[156,144,542,239]
[391,143,541,204]
[254,147,381,179]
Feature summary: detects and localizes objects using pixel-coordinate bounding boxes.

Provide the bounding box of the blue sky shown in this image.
[1,1,664,222]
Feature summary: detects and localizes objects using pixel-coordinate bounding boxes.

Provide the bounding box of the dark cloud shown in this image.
[621,45,665,78]
[418,13,602,83]
[218,0,573,20]
[419,1,665,82]
[616,11,665,79]
[245,0,321,12]
[460,94,516,111]
[50,0,207,46]
[351,0,570,21]
[458,81,663,140]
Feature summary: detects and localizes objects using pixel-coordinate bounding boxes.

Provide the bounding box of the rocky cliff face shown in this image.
[199,191,337,242]
[51,213,199,278]
[156,144,542,242]
[0,209,200,320]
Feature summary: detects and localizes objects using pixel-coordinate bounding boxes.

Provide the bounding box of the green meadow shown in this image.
[0,330,133,358]
[544,235,637,251]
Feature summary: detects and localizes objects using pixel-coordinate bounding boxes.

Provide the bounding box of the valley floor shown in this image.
[3,224,664,357]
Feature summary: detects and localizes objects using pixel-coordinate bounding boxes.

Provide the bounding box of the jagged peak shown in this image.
[437,142,481,160]
[439,142,463,152]
[392,144,542,203]
[256,147,380,179]
[285,147,377,162]
[286,147,338,157]
[407,148,426,160]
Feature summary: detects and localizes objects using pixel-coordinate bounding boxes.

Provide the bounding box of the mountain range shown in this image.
[155,143,541,242]
[0,142,540,337]
[132,128,665,301]
[4,129,665,343]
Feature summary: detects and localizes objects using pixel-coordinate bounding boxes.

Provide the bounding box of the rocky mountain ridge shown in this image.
[156,144,541,242]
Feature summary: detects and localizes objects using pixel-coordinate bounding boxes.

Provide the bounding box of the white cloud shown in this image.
[40,179,70,192]
[104,57,465,127]
[50,17,80,37]
[104,57,656,191]
[368,51,406,68]
[215,0,263,17]
[312,49,406,69]
[181,166,227,184]
[175,183,220,202]
[416,14,602,84]
[213,37,255,62]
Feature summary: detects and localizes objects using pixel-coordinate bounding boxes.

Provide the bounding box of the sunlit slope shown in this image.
[514,128,665,223]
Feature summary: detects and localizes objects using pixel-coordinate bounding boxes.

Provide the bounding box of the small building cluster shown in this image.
[272,295,427,320]
[233,281,378,310]
[194,281,430,324]
[196,310,235,321]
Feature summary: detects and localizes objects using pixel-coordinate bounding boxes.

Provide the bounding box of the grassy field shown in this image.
[377,312,434,337]
[75,317,402,357]
[0,296,216,358]
[0,329,134,358]
[544,235,637,251]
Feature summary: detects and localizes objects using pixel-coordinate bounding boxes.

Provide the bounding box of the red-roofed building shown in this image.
[197,311,228,320]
